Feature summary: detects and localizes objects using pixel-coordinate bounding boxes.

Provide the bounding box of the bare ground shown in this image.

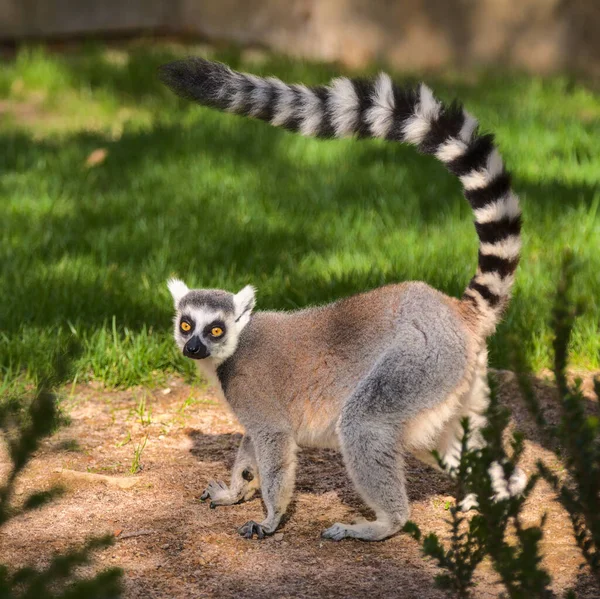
[1,371,599,599]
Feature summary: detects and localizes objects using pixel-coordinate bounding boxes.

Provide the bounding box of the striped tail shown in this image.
[159,58,521,336]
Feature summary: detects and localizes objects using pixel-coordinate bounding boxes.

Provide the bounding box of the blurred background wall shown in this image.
[1,0,598,75]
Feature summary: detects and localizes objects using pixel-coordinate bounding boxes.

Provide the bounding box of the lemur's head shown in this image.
[167,279,255,364]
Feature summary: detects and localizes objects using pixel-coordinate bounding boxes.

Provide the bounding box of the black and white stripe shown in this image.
[159,58,521,334]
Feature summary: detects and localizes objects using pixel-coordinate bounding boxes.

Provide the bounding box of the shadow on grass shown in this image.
[186,428,453,525]
[2,125,597,283]
[1,45,599,383]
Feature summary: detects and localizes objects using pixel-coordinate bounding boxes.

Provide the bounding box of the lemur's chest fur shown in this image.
[195,360,228,404]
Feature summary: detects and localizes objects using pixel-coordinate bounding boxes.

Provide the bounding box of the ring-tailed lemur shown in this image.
[160,58,525,541]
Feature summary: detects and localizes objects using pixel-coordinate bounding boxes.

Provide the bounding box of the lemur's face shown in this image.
[168,279,255,364]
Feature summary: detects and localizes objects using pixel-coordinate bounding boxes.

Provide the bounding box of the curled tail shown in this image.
[159,58,521,336]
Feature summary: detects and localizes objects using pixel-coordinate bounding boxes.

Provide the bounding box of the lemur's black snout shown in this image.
[184,336,210,360]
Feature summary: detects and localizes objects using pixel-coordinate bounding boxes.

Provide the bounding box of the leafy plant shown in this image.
[403,420,486,598]
[130,435,148,474]
[133,394,152,427]
[404,384,550,598]
[115,431,131,448]
[516,253,600,586]
[0,343,123,598]
[406,254,599,597]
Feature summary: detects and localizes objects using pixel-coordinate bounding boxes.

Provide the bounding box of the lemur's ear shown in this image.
[167,278,189,307]
[234,285,256,327]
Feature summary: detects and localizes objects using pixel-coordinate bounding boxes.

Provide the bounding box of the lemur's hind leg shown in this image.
[433,353,490,472]
[428,356,527,506]
[323,409,408,542]
[201,434,260,508]
[323,324,469,542]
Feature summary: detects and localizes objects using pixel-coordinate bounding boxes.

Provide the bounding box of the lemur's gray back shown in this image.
[159,58,521,336]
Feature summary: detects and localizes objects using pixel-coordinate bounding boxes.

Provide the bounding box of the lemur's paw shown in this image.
[321,520,400,542]
[200,480,239,507]
[321,523,351,541]
[238,520,271,540]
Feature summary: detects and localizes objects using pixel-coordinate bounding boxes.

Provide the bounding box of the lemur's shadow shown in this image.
[185,369,599,522]
[186,428,453,522]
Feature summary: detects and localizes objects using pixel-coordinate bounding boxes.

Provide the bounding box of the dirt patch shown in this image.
[1,371,599,598]
[0,98,47,125]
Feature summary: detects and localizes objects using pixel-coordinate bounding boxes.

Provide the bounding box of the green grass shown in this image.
[129,434,148,475]
[1,41,599,392]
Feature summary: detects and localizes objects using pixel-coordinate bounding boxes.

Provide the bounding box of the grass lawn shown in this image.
[1,41,599,393]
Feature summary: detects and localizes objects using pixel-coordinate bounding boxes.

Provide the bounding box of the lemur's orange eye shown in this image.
[180,321,191,332]
[211,327,223,337]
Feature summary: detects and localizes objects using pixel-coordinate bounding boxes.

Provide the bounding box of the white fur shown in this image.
[463,288,500,333]
[460,464,527,511]
[195,358,228,404]
[460,494,479,511]
[328,77,359,137]
[459,110,478,143]
[460,148,504,190]
[270,78,296,127]
[473,192,521,224]
[430,350,490,471]
[405,390,462,453]
[247,74,272,117]
[487,147,504,175]
[491,463,527,500]
[234,285,256,330]
[402,84,441,144]
[460,170,489,190]
[408,349,489,462]
[479,235,522,261]
[296,85,324,136]
[435,137,468,162]
[473,271,514,297]
[297,413,340,450]
[418,84,441,121]
[402,116,429,144]
[489,461,509,500]
[227,74,250,112]
[508,467,527,496]
[167,278,189,307]
[364,72,395,139]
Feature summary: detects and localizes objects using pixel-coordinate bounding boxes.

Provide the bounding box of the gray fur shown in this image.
[180,289,234,313]
[169,281,494,541]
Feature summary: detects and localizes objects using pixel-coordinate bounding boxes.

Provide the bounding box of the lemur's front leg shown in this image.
[201,434,260,508]
[238,431,297,539]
